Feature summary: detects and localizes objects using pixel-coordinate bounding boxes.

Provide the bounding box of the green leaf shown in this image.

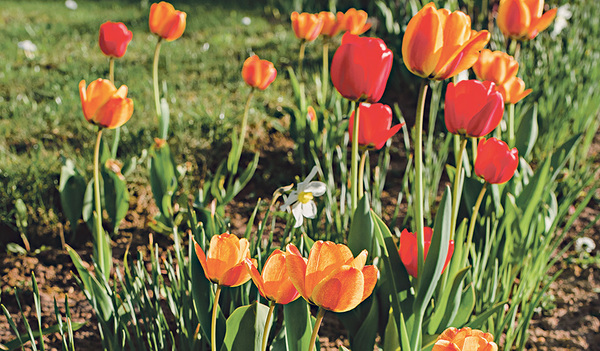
[347,195,374,257]
[515,103,538,159]
[59,158,87,230]
[338,295,378,351]
[220,301,271,351]
[549,133,582,182]
[149,140,178,223]
[159,97,170,140]
[284,299,313,351]
[465,301,506,330]
[3,321,85,351]
[427,266,470,334]
[101,163,129,234]
[383,309,401,351]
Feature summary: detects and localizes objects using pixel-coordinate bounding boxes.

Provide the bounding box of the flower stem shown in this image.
[109,57,115,84]
[298,40,306,79]
[414,80,428,280]
[261,301,276,351]
[508,102,515,147]
[450,137,468,240]
[211,285,222,351]
[350,102,361,214]
[308,307,326,351]
[153,38,164,122]
[358,149,368,200]
[465,183,488,261]
[321,39,329,103]
[108,57,121,158]
[93,128,105,274]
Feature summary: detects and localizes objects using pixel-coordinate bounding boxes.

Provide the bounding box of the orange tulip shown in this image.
[242,55,277,90]
[341,8,371,35]
[472,49,532,104]
[318,11,344,37]
[497,0,557,40]
[79,78,133,129]
[244,250,300,305]
[433,327,498,351]
[149,1,187,41]
[285,241,378,313]
[402,2,490,80]
[195,233,256,287]
[291,12,323,41]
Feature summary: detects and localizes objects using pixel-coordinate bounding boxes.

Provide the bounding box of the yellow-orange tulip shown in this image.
[318,11,344,37]
[291,12,323,41]
[472,49,532,104]
[402,2,490,80]
[341,8,371,35]
[244,250,300,305]
[433,327,498,351]
[149,1,187,41]
[497,0,557,40]
[242,55,277,90]
[285,241,378,313]
[79,79,133,129]
[195,233,256,287]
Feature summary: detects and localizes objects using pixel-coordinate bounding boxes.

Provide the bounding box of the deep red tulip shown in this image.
[331,33,393,103]
[398,227,454,278]
[445,80,504,138]
[349,103,403,150]
[475,137,519,184]
[242,55,277,90]
[98,22,133,58]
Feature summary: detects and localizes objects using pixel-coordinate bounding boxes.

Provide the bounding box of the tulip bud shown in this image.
[475,137,519,184]
[398,227,454,278]
[241,55,277,90]
[497,0,557,40]
[98,22,133,58]
[195,233,256,287]
[472,50,532,104]
[349,103,403,150]
[341,8,371,35]
[244,250,300,305]
[149,1,187,41]
[291,12,323,41]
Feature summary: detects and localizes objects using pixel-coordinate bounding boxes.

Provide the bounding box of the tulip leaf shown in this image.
[383,308,401,351]
[2,320,86,351]
[339,295,378,351]
[515,103,538,159]
[222,152,260,207]
[549,133,582,182]
[515,156,551,235]
[284,298,314,351]
[347,195,374,257]
[82,179,99,233]
[101,164,129,234]
[453,283,476,327]
[59,157,87,231]
[159,97,170,140]
[149,140,178,224]
[465,301,506,330]
[428,266,470,334]
[220,301,270,351]
[415,187,451,311]
[191,244,226,348]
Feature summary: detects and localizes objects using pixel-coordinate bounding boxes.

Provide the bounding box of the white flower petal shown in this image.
[291,203,304,228]
[280,192,298,212]
[304,181,326,197]
[301,201,317,219]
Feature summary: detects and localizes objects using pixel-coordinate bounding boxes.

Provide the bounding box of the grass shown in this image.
[0,0,327,234]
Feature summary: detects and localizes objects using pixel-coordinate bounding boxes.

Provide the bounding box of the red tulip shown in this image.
[398,227,454,278]
[98,22,133,58]
[242,55,277,90]
[475,138,518,184]
[149,1,187,41]
[444,80,504,138]
[331,33,393,103]
[349,103,403,150]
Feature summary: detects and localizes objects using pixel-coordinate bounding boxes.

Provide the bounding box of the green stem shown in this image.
[261,301,276,351]
[93,128,105,274]
[237,89,255,167]
[153,38,164,121]
[211,285,222,351]
[414,81,428,280]
[322,39,329,103]
[465,183,488,261]
[358,149,368,200]
[308,307,326,351]
[298,40,306,79]
[450,137,468,240]
[350,102,361,214]
[508,103,515,147]
[108,57,114,84]
[108,57,120,158]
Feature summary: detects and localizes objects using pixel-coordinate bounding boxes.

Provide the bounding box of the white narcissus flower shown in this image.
[280,167,326,228]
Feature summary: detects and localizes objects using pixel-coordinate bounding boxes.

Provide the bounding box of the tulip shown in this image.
[194,233,256,287]
[341,8,371,35]
[318,11,344,37]
[349,103,403,150]
[242,55,277,90]
[402,2,490,80]
[79,79,134,129]
[444,80,504,138]
[398,227,454,278]
[98,22,132,59]
[244,250,300,305]
[496,76,532,104]
[149,1,187,41]
[433,327,498,351]
[285,241,378,313]
[331,32,393,103]
[497,0,557,40]
[291,12,323,41]
[475,137,519,184]
[472,49,532,104]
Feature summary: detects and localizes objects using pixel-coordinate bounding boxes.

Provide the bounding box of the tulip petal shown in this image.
[532,8,557,37]
[285,244,310,301]
[435,30,490,80]
[220,260,254,287]
[305,241,354,297]
[361,265,378,301]
[83,79,117,120]
[402,3,443,78]
[206,234,244,282]
[95,97,133,129]
[311,266,364,312]
[245,258,266,298]
[195,240,211,282]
